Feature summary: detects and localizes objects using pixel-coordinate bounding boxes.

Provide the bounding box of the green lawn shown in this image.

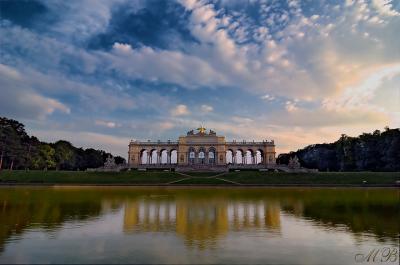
[223,171,400,185]
[180,172,221,177]
[174,177,230,185]
[0,170,182,184]
[0,170,398,185]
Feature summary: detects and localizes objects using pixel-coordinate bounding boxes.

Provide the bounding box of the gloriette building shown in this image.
[128,126,276,171]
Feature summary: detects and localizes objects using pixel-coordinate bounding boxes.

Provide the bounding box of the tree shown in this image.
[114,156,126,165]
[31,144,56,170]
[0,117,127,171]
[82,148,105,169]
[0,118,25,170]
[53,140,75,170]
[278,128,400,171]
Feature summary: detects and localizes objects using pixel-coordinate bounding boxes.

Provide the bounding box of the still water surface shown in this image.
[0,187,398,264]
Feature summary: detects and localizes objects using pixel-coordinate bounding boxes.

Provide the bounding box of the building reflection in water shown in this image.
[1,188,398,254]
[123,199,281,248]
[124,200,177,232]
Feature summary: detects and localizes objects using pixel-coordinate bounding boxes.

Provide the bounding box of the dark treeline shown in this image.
[277,128,400,171]
[0,117,125,171]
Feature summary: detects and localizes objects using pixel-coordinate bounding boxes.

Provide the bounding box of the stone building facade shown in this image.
[128,127,276,171]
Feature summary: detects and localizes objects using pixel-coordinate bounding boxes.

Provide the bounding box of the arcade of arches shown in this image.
[128,127,276,170]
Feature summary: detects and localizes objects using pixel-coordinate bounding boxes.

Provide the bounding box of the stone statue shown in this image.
[187,130,194,135]
[209,129,216,135]
[104,155,116,169]
[288,156,300,169]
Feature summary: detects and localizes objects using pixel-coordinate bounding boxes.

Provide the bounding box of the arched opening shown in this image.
[170,150,177,164]
[226,149,234,164]
[208,147,216,164]
[160,149,168,164]
[150,149,158,164]
[256,150,263,164]
[235,149,244,164]
[188,147,195,164]
[140,149,148,164]
[198,147,206,164]
[245,150,254,164]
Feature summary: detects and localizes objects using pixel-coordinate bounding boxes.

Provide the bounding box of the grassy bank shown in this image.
[0,170,182,184]
[0,170,398,186]
[223,171,400,185]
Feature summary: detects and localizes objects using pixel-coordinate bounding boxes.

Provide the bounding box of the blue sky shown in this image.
[1,0,399,157]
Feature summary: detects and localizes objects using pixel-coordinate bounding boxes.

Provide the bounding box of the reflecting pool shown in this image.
[0,187,398,264]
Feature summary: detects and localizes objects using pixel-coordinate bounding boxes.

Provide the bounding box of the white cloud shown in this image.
[170,104,190,116]
[6,0,395,105]
[95,120,120,128]
[372,0,400,17]
[285,101,298,112]
[95,0,400,104]
[112,42,133,54]
[29,95,70,115]
[231,116,254,124]
[0,64,70,120]
[322,64,400,112]
[0,63,20,79]
[158,121,175,130]
[200,104,213,113]
[43,1,123,42]
[261,94,275,101]
[107,44,227,89]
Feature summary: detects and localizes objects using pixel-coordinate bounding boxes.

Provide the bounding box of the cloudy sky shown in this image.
[1,0,399,157]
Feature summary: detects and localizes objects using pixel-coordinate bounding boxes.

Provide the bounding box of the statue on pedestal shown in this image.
[288,156,300,169]
[197,125,206,134]
[104,155,116,169]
